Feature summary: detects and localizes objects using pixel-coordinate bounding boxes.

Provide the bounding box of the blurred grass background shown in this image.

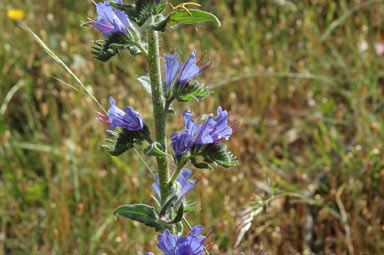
[1,0,384,254]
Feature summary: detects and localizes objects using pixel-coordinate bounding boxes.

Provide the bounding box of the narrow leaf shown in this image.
[168,9,221,27]
[114,204,165,231]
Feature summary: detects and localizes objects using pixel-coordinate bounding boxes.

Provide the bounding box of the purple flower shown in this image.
[171,107,233,157]
[164,53,183,92]
[97,96,144,131]
[171,131,194,159]
[195,107,233,146]
[164,50,211,91]
[170,111,200,158]
[152,226,206,255]
[152,168,195,200]
[91,0,131,36]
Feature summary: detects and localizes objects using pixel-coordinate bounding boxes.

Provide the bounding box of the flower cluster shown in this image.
[91,0,131,36]
[97,96,144,131]
[171,107,233,159]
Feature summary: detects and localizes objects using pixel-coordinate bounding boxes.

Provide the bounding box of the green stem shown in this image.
[170,165,183,185]
[170,155,190,185]
[147,22,170,203]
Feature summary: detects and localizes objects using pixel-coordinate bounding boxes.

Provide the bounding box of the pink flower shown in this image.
[374,43,384,55]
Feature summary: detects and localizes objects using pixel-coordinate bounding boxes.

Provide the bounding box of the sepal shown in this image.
[102,125,151,156]
[91,33,144,62]
[91,34,126,62]
[200,143,238,168]
[174,80,211,102]
[110,0,162,27]
[114,204,165,232]
[191,157,214,171]
[184,201,199,213]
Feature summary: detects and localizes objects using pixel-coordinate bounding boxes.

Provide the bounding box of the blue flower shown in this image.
[92,0,131,36]
[171,131,194,159]
[164,50,211,91]
[152,168,195,200]
[164,53,183,92]
[170,111,200,158]
[97,96,144,131]
[151,226,206,255]
[170,107,233,157]
[195,106,232,146]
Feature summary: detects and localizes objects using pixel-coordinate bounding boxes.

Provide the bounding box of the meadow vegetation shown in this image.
[1,0,384,254]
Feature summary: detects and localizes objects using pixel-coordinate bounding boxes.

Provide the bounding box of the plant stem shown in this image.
[170,155,190,185]
[147,21,170,203]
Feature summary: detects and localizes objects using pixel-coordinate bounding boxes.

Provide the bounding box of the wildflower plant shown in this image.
[86,0,239,253]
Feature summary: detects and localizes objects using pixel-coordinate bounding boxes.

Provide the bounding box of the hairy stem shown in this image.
[147,22,170,203]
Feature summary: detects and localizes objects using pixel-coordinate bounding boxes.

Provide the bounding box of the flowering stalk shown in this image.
[147,17,170,203]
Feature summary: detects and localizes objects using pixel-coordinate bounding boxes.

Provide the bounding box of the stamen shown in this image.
[94,110,108,118]
[229,118,244,134]
[96,117,112,125]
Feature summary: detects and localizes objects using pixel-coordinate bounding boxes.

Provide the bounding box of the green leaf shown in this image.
[138,76,152,94]
[166,203,184,224]
[168,9,221,27]
[159,194,178,216]
[114,204,165,232]
[144,142,167,157]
